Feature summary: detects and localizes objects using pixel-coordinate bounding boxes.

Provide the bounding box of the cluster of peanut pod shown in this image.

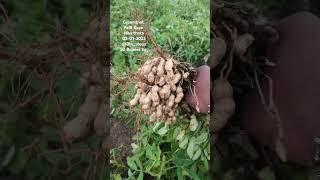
[129,56,190,124]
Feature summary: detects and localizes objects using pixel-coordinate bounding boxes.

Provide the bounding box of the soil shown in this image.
[107,118,135,159]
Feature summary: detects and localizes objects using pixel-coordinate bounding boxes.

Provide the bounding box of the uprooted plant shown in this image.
[119,22,197,125]
[210,1,288,178]
[129,55,194,124]
[210,0,279,132]
[110,7,210,178]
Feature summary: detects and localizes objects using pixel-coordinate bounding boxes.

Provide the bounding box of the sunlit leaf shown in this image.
[153,122,162,132]
[187,137,196,159]
[127,157,138,170]
[137,171,144,180]
[189,115,198,131]
[179,137,189,149]
[192,148,202,160]
[157,125,168,136]
[173,127,181,139]
[176,129,185,140]
[195,132,208,144]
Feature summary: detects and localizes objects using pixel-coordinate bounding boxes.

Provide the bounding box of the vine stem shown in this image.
[144,28,168,61]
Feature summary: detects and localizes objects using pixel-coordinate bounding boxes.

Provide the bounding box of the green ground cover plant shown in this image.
[110,0,210,179]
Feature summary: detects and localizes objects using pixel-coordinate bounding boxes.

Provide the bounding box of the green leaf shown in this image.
[137,171,144,180]
[157,125,168,136]
[7,150,28,174]
[189,115,198,131]
[192,148,202,160]
[128,169,133,176]
[156,145,162,161]
[159,155,167,175]
[153,122,162,132]
[145,159,154,172]
[204,145,210,160]
[195,132,208,144]
[185,168,201,180]
[173,151,193,167]
[135,158,143,170]
[179,137,189,149]
[204,156,209,170]
[176,129,185,140]
[129,57,139,71]
[131,143,138,153]
[177,167,184,180]
[187,137,196,159]
[173,127,181,139]
[127,157,138,170]
[1,146,16,168]
[146,146,156,160]
[112,174,122,180]
[142,136,148,146]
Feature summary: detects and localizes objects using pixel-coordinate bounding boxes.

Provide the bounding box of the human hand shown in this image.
[184,65,210,113]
